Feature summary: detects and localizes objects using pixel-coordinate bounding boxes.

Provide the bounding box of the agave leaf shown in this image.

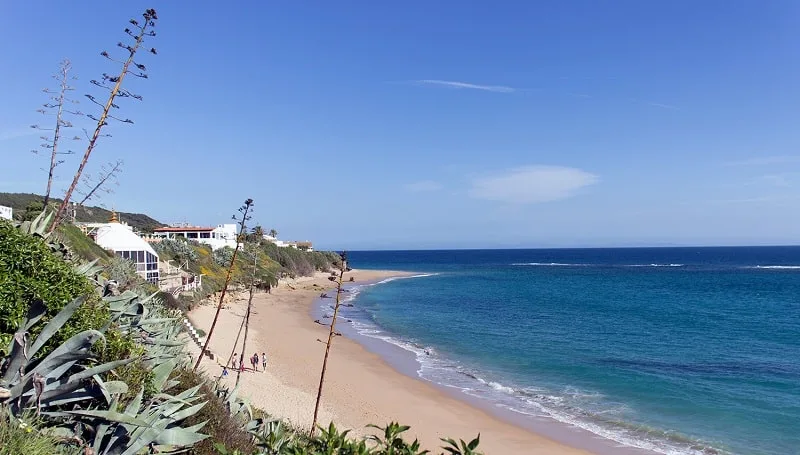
[150,358,177,392]
[38,386,97,407]
[1,330,30,385]
[28,296,86,359]
[70,358,137,383]
[74,259,101,277]
[166,400,206,422]
[152,426,209,446]
[67,409,152,427]
[99,380,129,396]
[183,420,208,433]
[124,387,145,417]
[22,299,47,331]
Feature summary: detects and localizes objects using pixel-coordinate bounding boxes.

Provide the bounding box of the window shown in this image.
[200,232,210,239]
[187,232,198,239]
[137,251,144,263]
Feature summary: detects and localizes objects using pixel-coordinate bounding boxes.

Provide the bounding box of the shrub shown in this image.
[170,368,256,455]
[106,255,139,289]
[0,220,97,350]
[154,238,199,262]
[212,246,235,267]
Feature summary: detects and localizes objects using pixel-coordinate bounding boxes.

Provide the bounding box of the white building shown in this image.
[150,223,239,250]
[85,212,160,283]
[0,205,12,220]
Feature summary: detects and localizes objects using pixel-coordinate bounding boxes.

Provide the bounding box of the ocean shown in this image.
[323,248,800,455]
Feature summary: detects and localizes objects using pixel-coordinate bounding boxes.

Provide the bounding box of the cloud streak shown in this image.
[469,165,599,204]
[647,102,679,110]
[724,156,800,167]
[404,180,443,192]
[0,127,38,142]
[413,80,516,93]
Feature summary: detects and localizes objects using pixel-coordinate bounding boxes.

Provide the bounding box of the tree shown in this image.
[31,59,81,208]
[194,198,254,371]
[250,225,264,243]
[311,252,350,436]
[268,228,278,239]
[50,9,158,232]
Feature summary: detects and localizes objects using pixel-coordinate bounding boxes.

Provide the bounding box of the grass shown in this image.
[0,412,63,455]
[58,223,114,265]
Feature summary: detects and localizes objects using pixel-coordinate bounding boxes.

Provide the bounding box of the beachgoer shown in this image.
[232,353,238,370]
[251,352,258,370]
[261,352,267,371]
[222,367,228,377]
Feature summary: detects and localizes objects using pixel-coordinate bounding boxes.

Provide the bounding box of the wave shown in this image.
[511,262,594,267]
[345,317,724,455]
[624,263,685,268]
[511,262,686,268]
[750,265,800,270]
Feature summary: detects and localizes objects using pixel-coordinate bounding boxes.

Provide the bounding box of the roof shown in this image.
[94,222,159,256]
[153,226,214,232]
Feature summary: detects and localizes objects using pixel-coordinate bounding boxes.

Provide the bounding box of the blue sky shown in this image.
[2,1,800,249]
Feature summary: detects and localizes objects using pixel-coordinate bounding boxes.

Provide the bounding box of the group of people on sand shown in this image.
[222,351,267,377]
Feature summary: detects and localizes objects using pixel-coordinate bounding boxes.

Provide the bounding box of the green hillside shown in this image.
[0,192,164,232]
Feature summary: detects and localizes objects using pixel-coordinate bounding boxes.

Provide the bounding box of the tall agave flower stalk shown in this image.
[193,198,254,371]
[50,8,158,232]
[310,252,349,436]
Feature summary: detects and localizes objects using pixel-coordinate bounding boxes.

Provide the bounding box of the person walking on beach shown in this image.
[231,353,238,370]
[261,352,267,371]
[222,366,228,378]
[251,352,258,371]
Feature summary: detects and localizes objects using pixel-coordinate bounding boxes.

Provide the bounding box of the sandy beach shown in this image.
[187,269,595,454]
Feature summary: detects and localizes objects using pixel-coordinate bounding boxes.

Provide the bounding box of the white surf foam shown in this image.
[511,262,593,267]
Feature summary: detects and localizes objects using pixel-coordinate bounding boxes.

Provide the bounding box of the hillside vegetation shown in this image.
[0,192,164,232]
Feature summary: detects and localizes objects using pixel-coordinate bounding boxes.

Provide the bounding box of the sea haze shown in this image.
[331,248,800,455]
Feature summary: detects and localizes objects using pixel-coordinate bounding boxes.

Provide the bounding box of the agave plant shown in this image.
[0,297,135,416]
[52,382,208,454]
[15,209,72,261]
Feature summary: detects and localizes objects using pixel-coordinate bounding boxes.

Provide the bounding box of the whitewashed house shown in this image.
[0,205,12,220]
[150,223,238,250]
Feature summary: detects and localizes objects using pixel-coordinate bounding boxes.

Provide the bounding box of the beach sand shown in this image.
[187,269,594,454]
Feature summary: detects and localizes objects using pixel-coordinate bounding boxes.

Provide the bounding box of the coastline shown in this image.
[186,270,607,454]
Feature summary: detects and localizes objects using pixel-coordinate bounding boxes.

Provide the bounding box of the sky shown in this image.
[2,1,800,250]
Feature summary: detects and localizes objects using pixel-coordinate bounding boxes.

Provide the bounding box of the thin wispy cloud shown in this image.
[0,127,39,142]
[647,102,679,110]
[404,180,443,192]
[724,156,800,167]
[412,80,516,93]
[469,165,599,204]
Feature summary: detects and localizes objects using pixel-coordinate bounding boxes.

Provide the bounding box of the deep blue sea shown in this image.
[336,248,800,455]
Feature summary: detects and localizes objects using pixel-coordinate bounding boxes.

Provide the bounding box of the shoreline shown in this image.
[186,269,643,454]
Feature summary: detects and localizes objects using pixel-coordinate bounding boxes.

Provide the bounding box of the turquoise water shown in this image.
[337,248,800,455]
